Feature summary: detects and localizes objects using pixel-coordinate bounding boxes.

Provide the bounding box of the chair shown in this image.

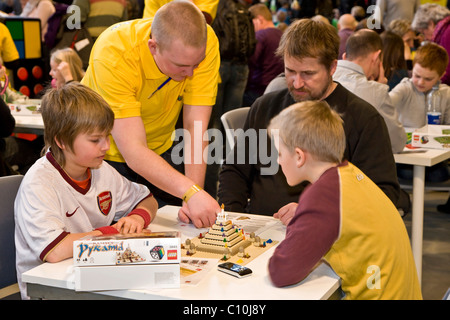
[220,107,250,151]
[0,175,23,299]
[444,288,450,300]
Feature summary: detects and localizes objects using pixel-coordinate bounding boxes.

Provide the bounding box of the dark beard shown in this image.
[288,77,333,102]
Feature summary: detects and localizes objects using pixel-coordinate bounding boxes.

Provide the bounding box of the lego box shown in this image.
[412,125,450,149]
[73,231,181,266]
[74,263,180,291]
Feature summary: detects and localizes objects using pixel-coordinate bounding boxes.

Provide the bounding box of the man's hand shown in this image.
[273,202,298,225]
[376,60,388,85]
[178,190,220,228]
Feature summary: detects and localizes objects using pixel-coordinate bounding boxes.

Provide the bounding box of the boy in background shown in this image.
[390,43,450,187]
[14,83,158,299]
[389,42,450,128]
[267,100,422,300]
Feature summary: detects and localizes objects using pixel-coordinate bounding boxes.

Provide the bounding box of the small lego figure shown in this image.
[254,236,261,247]
[237,246,245,258]
[189,243,196,254]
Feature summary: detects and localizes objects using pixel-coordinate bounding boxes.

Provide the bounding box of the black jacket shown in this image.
[218,82,401,215]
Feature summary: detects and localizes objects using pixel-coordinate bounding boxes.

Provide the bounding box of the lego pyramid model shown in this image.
[116,245,146,264]
[196,207,251,255]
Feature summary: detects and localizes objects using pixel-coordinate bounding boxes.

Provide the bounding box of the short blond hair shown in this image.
[249,3,272,21]
[41,82,114,167]
[151,0,207,51]
[388,19,413,37]
[268,101,345,163]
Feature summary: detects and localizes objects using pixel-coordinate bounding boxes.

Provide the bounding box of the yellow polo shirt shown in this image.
[81,18,220,162]
[143,0,218,20]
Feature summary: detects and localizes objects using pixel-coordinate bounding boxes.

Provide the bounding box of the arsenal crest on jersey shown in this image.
[97,191,112,215]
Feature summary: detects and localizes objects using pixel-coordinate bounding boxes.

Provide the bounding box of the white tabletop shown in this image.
[13,115,44,130]
[9,99,44,134]
[394,148,450,167]
[22,205,341,300]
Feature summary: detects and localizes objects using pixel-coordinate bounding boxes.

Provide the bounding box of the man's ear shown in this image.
[148,39,157,55]
[372,49,382,63]
[329,59,338,76]
[294,147,306,168]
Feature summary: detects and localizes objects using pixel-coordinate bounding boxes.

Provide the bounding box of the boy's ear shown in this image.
[54,137,65,150]
[294,147,306,168]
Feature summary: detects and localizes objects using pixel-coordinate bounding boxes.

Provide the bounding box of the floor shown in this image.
[403,190,450,300]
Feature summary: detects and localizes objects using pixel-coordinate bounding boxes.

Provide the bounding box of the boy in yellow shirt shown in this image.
[267,100,422,299]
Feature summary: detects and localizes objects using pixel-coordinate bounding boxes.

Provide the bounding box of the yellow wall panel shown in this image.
[23,21,41,59]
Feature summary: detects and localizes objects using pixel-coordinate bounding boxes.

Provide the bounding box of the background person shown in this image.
[49,48,85,89]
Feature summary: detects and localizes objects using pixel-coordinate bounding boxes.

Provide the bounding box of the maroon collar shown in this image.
[46,151,91,195]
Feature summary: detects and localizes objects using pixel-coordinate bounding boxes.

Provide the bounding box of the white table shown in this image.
[23,205,341,300]
[394,148,450,286]
[9,99,44,135]
[13,114,44,135]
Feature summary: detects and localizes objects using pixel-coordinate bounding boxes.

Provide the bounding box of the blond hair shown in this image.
[50,47,85,81]
[151,0,207,51]
[388,19,413,37]
[41,82,114,167]
[268,101,345,163]
[249,3,272,21]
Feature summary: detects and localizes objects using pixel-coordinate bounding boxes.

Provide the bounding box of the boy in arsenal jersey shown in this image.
[267,100,421,300]
[14,83,158,299]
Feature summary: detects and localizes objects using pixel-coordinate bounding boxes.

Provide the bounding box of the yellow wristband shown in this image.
[182,184,202,203]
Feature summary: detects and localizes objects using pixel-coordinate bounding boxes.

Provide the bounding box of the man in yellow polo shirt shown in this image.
[81,0,221,228]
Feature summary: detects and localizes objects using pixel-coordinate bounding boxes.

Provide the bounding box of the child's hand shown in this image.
[273,202,297,225]
[57,61,74,83]
[113,215,145,234]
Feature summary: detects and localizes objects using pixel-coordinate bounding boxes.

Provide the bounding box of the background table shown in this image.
[12,114,44,135]
[394,148,450,286]
[9,99,44,135]
[23,205,341,300]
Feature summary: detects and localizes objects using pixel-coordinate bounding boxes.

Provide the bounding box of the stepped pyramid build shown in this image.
[195,207,251,255]
[116,246,146,264]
